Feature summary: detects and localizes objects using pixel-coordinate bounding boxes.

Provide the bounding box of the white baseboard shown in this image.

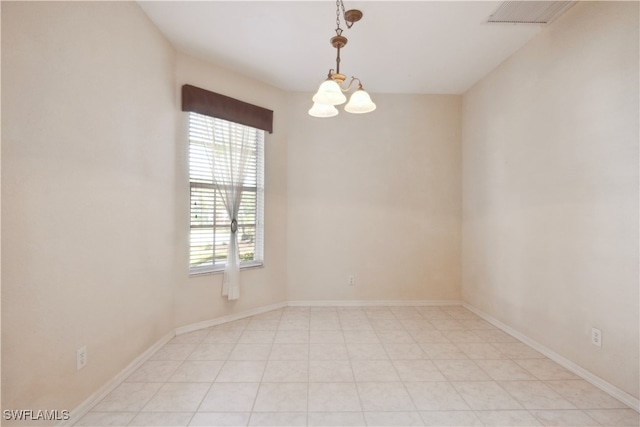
[287,299,462,307]
[462,302,640,412]
[175,300,461,335]
[62,302,289,425]
[175,301,288,335]
[59,331,175,426]
[63,298,638,426]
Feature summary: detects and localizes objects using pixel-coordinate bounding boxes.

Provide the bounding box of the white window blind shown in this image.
[189,112,264,274]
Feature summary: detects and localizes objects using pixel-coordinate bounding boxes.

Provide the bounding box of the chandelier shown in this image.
[308,0,376,118]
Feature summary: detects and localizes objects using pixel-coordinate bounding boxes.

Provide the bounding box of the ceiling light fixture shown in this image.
[308,0,376,118]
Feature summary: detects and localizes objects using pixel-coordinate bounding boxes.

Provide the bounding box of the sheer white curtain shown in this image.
[205,119,254,300]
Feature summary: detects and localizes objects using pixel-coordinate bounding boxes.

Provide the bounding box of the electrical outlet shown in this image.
[348,275,355,286]
[591,328,602,348]
[77,345,87,370]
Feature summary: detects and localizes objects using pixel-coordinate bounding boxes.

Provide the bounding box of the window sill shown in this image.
[189,261,264,277]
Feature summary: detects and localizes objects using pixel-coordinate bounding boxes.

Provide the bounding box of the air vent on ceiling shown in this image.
[486,1,576,25]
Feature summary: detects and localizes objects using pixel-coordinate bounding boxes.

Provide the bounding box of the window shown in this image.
[188,112,265,274]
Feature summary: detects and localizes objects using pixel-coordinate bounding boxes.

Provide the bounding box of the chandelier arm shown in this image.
[310,0,372,117]
[338,77,360,92]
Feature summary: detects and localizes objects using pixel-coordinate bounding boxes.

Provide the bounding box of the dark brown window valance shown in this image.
[181,84,273,134]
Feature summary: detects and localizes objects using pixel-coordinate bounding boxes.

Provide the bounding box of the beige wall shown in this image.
[462,1,639,399]
[2,1,178,422]
[3,0,638,421]
[1,2,291,420]
[287,93,462,301]
[172,53,289,328]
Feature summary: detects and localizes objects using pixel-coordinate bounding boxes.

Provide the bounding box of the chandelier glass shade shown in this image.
[308,102,339,118]
[344,85,376,114]
[309,1,375,118]
[312,78,347,106]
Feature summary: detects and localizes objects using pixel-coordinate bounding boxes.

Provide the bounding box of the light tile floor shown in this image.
[75,306,639,426]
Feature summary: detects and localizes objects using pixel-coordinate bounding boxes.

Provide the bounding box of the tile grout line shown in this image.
[246,308,283,425]
[75,305,638,427]
[180,328,219,427]
[188,318,250,426]
[376,307,425,425]
[134,336,203,426]
[338,308,369,426]
[307,309,313,426]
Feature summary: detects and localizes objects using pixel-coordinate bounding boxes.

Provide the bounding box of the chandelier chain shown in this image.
[335,0,343,35]
[309,0,375,116]
[334,0,355,35]
[341,0,353,28]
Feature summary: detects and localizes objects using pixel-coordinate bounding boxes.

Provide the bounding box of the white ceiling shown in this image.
[137,1,544,94]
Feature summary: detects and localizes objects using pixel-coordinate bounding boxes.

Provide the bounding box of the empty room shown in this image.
[1,1,638,426]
